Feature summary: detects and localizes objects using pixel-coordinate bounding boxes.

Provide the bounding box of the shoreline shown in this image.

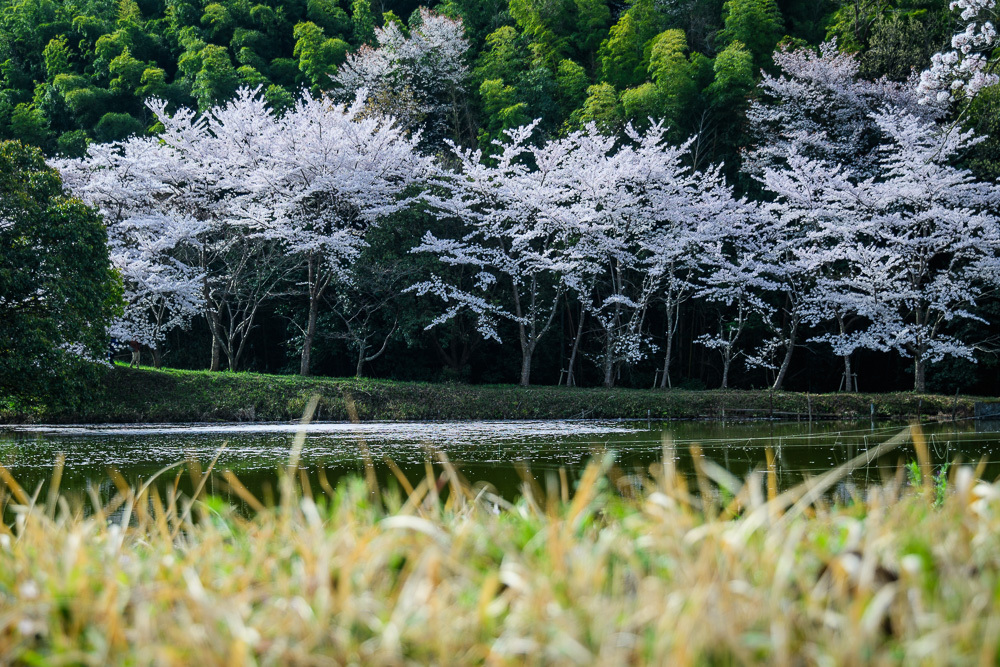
[1,366,991,425]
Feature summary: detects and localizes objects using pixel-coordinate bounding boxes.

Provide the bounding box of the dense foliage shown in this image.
[5,0,1000,393]
[0,140,117,405]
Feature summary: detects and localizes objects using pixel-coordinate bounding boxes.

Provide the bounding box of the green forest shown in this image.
[0,0,979,164]
[4,0,1000,398]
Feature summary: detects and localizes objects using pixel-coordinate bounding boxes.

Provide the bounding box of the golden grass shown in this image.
[0,425,998,665]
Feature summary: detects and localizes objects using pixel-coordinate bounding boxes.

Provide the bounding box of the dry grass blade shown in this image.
[0,464,29,505]
[222,470,266,513]
[0,426,997,665]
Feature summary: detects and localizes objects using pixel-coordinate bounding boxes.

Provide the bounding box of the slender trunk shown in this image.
[356,342,366,378]
[603,337,615,388]
[301,295,318,377]
[203,270,221,372]
[519,344,533,387]
[300,256,324,378]
[721,354,731,390]
[772,318,798,391]
[512,281,533,387]
[837,313,852,392]
[566,305,585,387]
[210,334,221,372]
[153,342,162,369]
[660,298,680,389]
[914,350,926,393]
[660,333,673,389]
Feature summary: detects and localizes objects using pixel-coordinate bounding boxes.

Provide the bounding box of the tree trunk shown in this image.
[603,340,615,388]
[720,342,733,389]
[210,335,221,372]
[519,343,534,387]
[660,332,673,389]
[153,342,162,369]
[300,293,319,377]
[356,344,366,378]
[914,352,926,393]
[772,318,798,391]
[660,296,680,389]
[566,305,585,387]
[842,355,853,392]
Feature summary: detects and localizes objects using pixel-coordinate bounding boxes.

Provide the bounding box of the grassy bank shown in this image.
[0,426,998,663]
[0,365,990,424]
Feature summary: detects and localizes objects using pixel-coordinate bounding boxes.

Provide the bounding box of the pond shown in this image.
[1,418,998,506]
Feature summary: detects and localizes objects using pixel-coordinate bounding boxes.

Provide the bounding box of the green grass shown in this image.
[0,364,988,423]
[0,424,998,664]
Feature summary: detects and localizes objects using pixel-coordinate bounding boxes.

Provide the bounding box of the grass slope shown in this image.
[1,365,989,423]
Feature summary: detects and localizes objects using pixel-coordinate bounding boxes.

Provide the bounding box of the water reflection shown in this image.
[0,418,997,503]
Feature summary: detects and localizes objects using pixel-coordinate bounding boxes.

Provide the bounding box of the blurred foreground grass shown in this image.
[0,425,998,664]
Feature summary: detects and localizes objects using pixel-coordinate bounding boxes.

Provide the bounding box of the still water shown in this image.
[1,418,999,503]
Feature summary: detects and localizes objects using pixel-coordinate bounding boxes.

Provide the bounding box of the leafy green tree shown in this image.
[705,39,754,109]
[555,58,589,116]
[42,35,72,79]
[0,140,117,406]
[620,29,711,132]
[10,103,52,149]
[351,0,375,45]
[191,44,239,109]
[60,84,114,127]
[597,0,665,89]
[474,26,529,86]
[571,81,621,131]
[108,48,147,95]
[56,128,88,156]
[966,85,1000,181]
[860,12,936,80]
[717,0,783,65]
[307,0,350,36]
[93,111,145,141]
[293,21,348,90]
[478,78,529,149]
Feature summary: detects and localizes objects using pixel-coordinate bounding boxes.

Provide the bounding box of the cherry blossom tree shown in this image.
[107,214,204,367]
[561,122,746,388]
[746,40,934,180]
[826,111,1000,392]
[143,90,294,372]
[59,89,294,372]
[756,88,1000,392]
[746,42,941,390]
[332,8,471,144]
[54,137,207,368]
[693,206,778,389]
[409,121,573,386]
[247,91,429,376]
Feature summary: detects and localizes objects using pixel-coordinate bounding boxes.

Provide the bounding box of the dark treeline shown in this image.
[4,0,1000,395]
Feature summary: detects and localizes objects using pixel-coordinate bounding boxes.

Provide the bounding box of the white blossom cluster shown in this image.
[918,0,999,103]
[332,8,468,141]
